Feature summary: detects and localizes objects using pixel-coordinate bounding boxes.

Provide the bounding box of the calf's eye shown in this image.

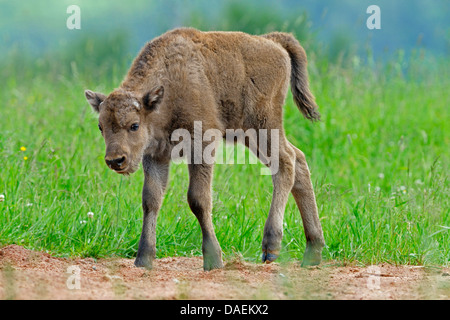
[98,124,103,133]
[130,123,139,132]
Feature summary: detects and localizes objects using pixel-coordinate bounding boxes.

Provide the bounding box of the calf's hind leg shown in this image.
[289,143,325,266]
[187,163,224,271]
[261,139,296,263]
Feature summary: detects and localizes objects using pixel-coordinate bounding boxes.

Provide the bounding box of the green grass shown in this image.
[0,48,448,267]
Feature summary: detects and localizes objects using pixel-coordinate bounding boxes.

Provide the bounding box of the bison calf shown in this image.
[85,28,325,271]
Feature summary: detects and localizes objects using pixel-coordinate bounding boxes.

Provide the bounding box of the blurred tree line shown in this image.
[0,0,448,82]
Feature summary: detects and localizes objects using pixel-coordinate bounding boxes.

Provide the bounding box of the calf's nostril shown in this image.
[116,156,126,166]
[105,156,126,169]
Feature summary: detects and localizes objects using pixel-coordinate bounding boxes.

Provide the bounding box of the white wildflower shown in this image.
[87,212,94,218]
[0,194,4,202]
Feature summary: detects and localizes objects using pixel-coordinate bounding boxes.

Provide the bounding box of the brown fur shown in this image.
[85,28,324,271]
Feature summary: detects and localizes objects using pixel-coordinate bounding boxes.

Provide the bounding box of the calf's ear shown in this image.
[142,86,164,112]
[85,90,106,113]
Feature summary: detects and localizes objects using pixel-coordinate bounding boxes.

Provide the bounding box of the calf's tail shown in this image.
[262,32,320,121]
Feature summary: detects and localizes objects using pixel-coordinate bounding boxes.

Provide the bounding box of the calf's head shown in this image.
[84,86,164,174]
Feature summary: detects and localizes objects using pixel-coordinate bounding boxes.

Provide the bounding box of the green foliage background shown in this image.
[0,0,448,266]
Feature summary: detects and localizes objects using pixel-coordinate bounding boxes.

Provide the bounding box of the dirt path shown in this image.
[0,244,448,300]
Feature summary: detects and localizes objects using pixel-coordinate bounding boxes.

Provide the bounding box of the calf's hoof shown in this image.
[203,252,224,271]
[301,242,323,267]
[134,256,153,270]
[203,259,224,271]
[202,241,224,271]
[261,250,279,263]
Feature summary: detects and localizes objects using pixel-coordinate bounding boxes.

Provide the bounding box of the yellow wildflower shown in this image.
[20,146,26,152]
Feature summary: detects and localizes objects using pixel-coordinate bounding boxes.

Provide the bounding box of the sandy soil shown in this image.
[0,244,448,300]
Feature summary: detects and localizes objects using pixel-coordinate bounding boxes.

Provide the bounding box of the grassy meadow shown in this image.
[0,34,448,267]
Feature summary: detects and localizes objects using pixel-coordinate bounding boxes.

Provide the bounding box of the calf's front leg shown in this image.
[134,155,170,269]
[187,163,224,271]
